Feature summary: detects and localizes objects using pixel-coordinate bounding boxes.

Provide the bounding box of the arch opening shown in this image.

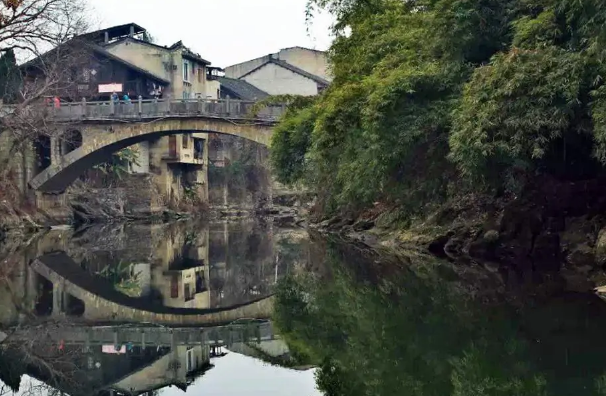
[60,130,83,156]
[33,134,51,173]
[34,274,54,316]
[64,293,85,317]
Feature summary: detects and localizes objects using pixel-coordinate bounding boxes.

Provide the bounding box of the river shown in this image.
[1,219,606,395]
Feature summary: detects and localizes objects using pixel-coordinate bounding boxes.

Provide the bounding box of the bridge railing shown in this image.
[48,98,285,121]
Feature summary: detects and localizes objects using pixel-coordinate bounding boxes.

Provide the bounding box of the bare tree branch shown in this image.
[0,0,91,191]
[0,0,88,59]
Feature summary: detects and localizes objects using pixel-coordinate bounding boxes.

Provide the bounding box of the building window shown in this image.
[183,60,189,82]
[183,133,189,149]
[198,68,203,83]
[186,348,194,372]
[170,275,179,298]
[194,138,204,160]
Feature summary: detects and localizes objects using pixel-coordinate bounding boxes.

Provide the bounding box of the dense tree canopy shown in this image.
[271,0,606,216]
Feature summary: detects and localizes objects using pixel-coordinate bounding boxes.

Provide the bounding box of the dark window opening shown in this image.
[34,134,51,172]
[194,138,205,160]
[34,275,54,316]
[184,283,194,302]
[170,275,179,298]
[196,271,207,293]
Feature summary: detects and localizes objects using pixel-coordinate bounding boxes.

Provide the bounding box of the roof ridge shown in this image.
[269,59,329,86]
[280,45,326,54]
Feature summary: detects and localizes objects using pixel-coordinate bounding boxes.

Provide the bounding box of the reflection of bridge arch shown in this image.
[32,252,274,326]
[29,116,276,193]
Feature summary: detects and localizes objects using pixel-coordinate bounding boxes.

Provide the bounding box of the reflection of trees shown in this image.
[274,239,606,396]
[209,222,275,308]
[96,261,141,297]
[0,323,86,396]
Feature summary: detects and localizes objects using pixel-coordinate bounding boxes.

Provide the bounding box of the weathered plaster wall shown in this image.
[106,40,213,100]
[279,47,332,81]
[241,63,319,96]
[224,47,331,82]
[225,55,271,79]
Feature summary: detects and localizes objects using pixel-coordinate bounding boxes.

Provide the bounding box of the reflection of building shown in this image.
[207,220,278,309]
[111,345,212,395]
[0,321,280,395]
[150,225,211,309]
[0,338,213,396]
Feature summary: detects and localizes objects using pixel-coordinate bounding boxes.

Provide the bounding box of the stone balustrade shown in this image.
[31,97,285,121]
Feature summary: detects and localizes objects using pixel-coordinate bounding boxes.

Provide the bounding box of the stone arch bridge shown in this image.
[32,251,274,326]
[28,98,283,193]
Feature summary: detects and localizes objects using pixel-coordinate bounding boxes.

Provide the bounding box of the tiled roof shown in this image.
[218,77,270,100]
[241,59,330,87]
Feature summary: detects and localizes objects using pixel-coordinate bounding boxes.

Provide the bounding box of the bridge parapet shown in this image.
[26,98,285,122]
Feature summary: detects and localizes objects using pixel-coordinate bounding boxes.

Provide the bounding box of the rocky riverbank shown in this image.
[310,176,606,294]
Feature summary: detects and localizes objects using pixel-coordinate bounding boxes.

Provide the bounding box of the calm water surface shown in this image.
[1,219,606,395]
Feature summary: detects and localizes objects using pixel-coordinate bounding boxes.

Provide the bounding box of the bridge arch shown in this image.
[29,116,275,193]
[32,252,274,326]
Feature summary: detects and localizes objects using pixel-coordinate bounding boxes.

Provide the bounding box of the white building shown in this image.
[222,47,332,98]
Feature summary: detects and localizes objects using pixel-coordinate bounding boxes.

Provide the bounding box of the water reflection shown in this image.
[0,219,310,395]
[0,219,306,325]
[9,222,606,395]
[0,321,277,396]
[274,236,606,396]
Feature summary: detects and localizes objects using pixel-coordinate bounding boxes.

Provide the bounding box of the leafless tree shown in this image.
[0,0,92,199]
[0,322,87,395]
[0,0,88,56]
[0,321,91,396]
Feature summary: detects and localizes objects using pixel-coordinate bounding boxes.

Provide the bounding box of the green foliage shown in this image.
[273,0,606,218]
[270,106,316,185]
[449,46,587,181]
[93,147,140,179]
[96,261,141,297]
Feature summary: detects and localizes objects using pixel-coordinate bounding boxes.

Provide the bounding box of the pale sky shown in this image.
[85,0,335,68]
[162,353,323,396]
[9,353,322,396]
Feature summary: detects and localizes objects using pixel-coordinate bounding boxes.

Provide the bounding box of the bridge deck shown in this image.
[8,323,277,348]
[32,98,284,122]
